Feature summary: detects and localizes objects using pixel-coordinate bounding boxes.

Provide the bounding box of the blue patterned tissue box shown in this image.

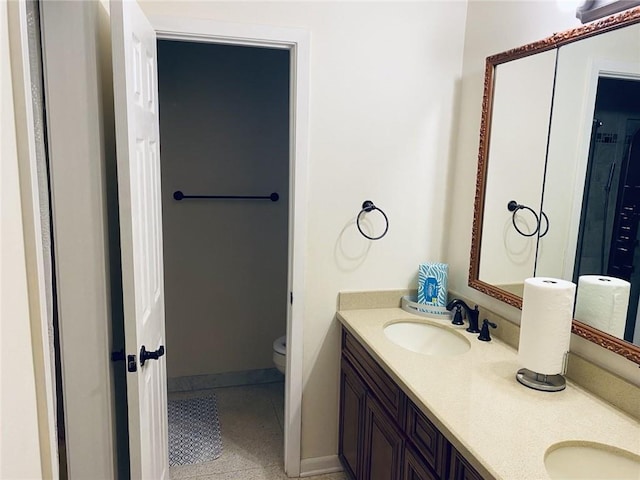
[417,262,448,306]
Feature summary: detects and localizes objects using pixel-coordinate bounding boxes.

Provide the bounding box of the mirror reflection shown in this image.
[470,8,640,363]
[478,50,557,298]
[540,21,640,346]
[573,81,640,343]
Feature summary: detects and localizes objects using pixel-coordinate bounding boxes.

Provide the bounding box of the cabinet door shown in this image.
[343,330,404,423]
[339,357,366,479]
[450,448,485,480]
[363,393,404,480]
[403,446,438,480]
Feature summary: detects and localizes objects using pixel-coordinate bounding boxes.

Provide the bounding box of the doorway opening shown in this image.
[157,39,290,475]
[574,76,640,344]
[107,15,309,476]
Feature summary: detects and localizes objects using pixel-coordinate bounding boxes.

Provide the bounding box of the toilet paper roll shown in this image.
[575,275,630,338]
[518,277,576,375]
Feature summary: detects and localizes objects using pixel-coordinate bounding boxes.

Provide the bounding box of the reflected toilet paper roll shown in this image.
[518,277,576,375]
[575,275,630,339]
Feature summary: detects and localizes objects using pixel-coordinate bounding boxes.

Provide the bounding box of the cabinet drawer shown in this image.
[450,447,485,480]
[406,401,446,478]
[342,329,404,422]
[404,445,438,480]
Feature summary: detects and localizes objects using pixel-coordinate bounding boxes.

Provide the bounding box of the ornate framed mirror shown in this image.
[469,7,640,365]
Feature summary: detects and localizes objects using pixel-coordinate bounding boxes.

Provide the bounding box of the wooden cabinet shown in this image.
[339,328,485,480]
[363,394,404,480]
[405,400,447,477]
[404,446,438,480]
[339,357,366,479]
[342,329,404,423]
[449,448,485,480]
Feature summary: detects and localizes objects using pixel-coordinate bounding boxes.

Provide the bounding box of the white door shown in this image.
[111,1,169,478]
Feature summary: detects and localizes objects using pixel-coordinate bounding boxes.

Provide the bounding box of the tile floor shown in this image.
[168,382,347,480]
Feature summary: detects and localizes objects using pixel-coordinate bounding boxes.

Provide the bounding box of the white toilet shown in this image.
[272,335,286,375]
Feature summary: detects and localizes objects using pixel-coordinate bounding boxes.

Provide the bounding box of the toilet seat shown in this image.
[273,335,286,355]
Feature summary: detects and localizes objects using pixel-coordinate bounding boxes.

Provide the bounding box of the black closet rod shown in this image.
[173,190,279,202]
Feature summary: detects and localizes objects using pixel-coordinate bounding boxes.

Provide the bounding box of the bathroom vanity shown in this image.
[339,326,482,480]
[336,304,640,480]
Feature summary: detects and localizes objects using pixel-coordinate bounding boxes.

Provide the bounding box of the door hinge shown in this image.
[111,349,125,362]
[290,291,293,305]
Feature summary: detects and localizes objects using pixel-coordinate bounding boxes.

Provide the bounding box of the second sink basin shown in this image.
[545,441,640,479]
[383,321,470,356]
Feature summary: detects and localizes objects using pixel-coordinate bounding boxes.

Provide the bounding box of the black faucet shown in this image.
[446,299,480,333]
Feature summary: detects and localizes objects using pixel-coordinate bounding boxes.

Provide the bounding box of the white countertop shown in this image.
[337,307,640,480]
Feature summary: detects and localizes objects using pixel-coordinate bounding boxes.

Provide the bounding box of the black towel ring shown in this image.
[507,200,549,238]
[357,200,389,240]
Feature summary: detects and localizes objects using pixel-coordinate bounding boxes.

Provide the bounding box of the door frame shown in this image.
[2,2,60,478]
[565,59,640,280]
[149,15,310,476]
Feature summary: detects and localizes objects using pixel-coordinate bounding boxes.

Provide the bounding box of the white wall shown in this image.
[0,2,44,477]
[141,1,468,460]
[5,0,61,476]
[446,0,640,386]
[158,41,290,378]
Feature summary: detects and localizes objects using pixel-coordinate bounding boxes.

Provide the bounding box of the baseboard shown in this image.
[167,367,283,392]
[299,455,343,477]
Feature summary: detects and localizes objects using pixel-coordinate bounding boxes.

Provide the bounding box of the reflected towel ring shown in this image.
[357,200,389,240]
[507,200,549,238]
[539,211,549,237]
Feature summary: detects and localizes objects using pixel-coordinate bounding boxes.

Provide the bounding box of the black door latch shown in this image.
[127,354,137,372]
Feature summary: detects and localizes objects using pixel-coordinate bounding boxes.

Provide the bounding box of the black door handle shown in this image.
[139,345,165,366]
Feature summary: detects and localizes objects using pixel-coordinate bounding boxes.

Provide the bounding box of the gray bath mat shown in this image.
[168,395,223,466]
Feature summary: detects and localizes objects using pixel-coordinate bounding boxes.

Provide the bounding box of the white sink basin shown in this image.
[545,442,640,479]
[383,321,470,356]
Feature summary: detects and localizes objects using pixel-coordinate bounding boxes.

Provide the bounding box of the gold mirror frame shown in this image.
[469,7,640,366]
